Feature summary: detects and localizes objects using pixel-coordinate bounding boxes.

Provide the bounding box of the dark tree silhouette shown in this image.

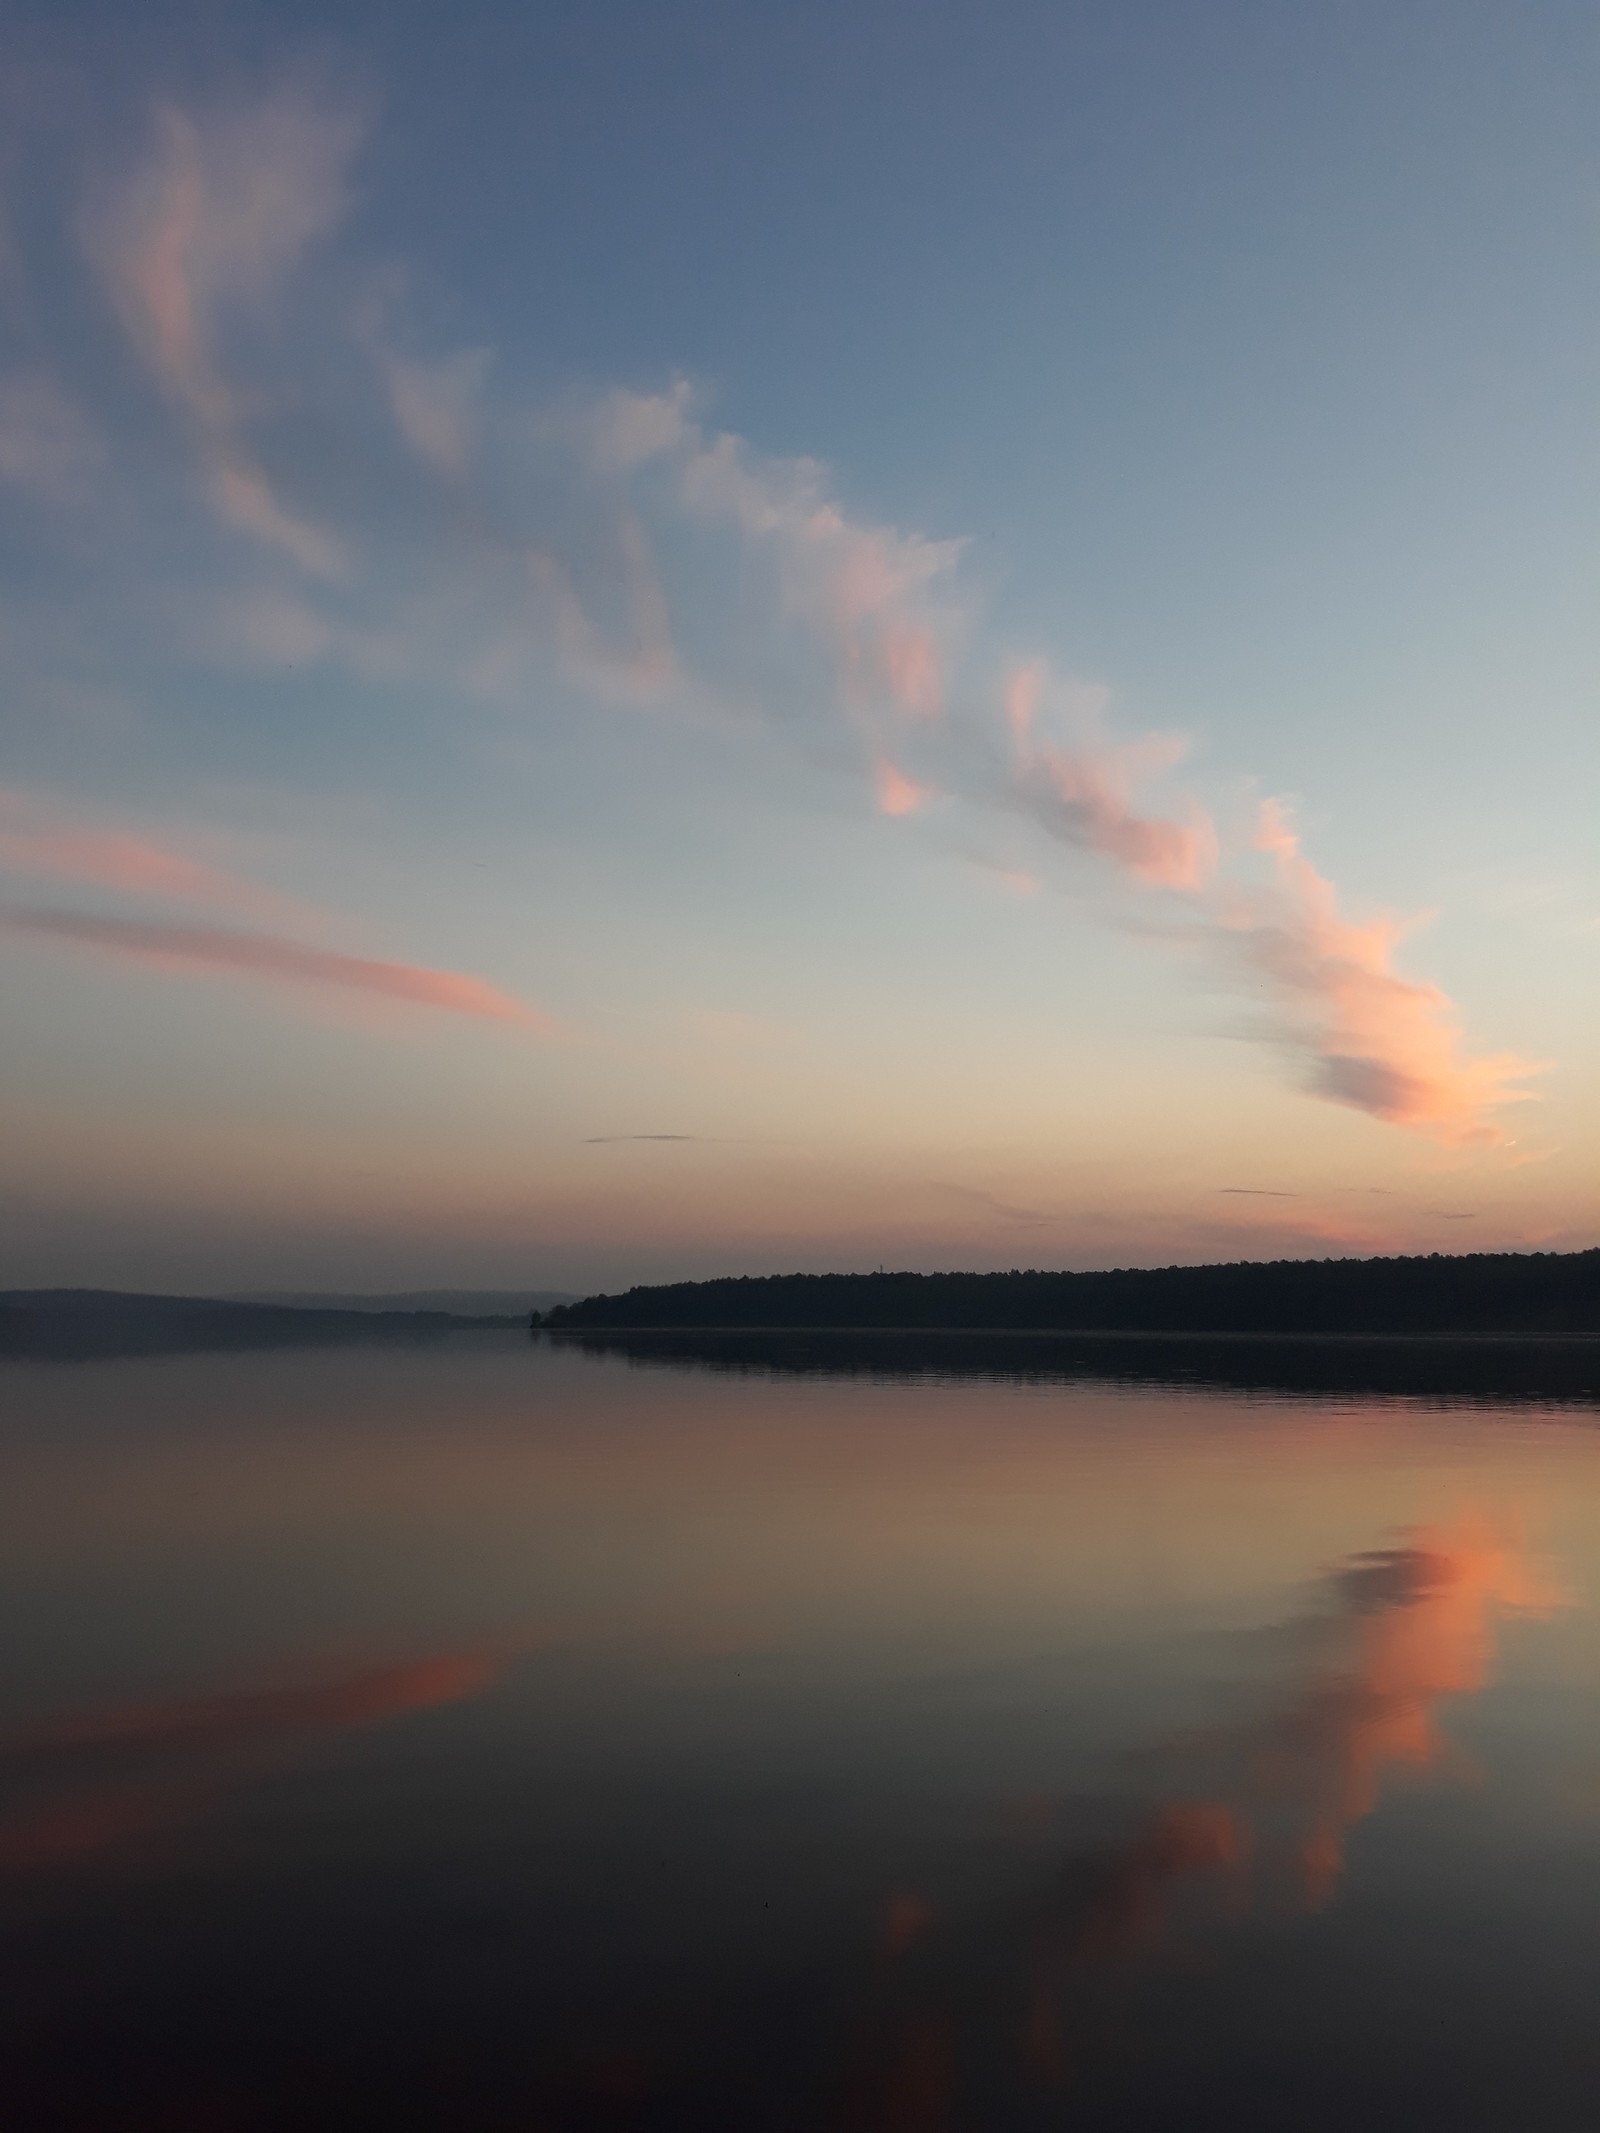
[542,1250,1600,1338]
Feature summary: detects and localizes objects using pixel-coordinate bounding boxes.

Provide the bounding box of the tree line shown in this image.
[538,1249,1600,1336]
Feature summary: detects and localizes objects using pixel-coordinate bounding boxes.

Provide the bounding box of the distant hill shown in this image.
[233,1288,578,1317]
[543,1250,1600,1338]
[0,1289,524,1361]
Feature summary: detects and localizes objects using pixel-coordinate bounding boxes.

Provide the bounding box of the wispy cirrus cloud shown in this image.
[12,77,1540,1148]
[525,511,678,701]
[382,344,492,478]
[83,83,360,574]
[355,279,494,479]
[0,907,553,1030]
[586,381,961,727]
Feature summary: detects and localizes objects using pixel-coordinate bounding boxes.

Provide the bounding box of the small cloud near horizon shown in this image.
[584,1132,731,1144]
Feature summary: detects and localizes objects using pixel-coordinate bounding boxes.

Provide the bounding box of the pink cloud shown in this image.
[85,88,359,574]
[995,679,1533,1142]
[1006,663,1217,891]
[874,760,933,817]
[1222,800,1543,1145]
[586,378,696,471]
[670,426,963,724]
[0,907,553,1030]
[0,788,302,919]
[382,345,492,476]
[527,509,678,701]
[569,386,957,729]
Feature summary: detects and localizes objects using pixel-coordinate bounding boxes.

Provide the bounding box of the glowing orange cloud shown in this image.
[0,906,552,1029]
[1223,800,1542,1145]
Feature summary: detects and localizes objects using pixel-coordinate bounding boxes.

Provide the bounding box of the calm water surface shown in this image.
[3,1332,1599,2129]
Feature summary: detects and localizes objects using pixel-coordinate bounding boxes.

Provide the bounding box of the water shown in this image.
[3,1330,1599,2129]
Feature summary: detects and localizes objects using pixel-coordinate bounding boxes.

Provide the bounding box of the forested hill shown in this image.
[543,1250,1600,1337]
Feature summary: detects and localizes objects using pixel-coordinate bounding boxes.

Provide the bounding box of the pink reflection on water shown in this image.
[0,1650,504,1876]
[840,1512,1563,2117]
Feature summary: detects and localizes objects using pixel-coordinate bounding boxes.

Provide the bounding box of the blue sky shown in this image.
[0,0,1594,1290]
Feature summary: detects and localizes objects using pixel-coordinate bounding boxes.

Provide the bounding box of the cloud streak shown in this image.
[0,787,296,918]
[0,906,552,1029]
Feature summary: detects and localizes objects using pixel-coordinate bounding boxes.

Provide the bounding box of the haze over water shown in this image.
[5,1333,1599,2129]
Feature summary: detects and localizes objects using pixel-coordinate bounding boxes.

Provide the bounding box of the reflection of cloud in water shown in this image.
[1028,1802,1248,2079]
[0,1651,502,1875]
[840,1514,1562,2122]
[1272,1519,1561,1907]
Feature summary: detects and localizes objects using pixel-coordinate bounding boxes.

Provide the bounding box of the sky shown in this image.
[0,0,1595,1294]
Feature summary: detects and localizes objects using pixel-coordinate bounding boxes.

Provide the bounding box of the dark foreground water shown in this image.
[3,1331,1599,2130]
